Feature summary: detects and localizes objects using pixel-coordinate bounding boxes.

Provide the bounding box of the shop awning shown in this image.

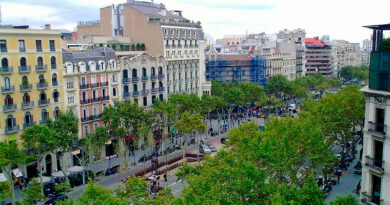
[0,173,8,182]
[68,166,84,173]
[52,171,65,178]
[12,168,23,178]
[36,176,51,184]
[8,136,17,142]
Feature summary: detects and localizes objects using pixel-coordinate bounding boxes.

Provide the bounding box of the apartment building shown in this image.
[62,47,118,138]
[0,27,64,144]
[277,28,306,77]
[305,37,332,77]
[332,40,362,72]
[360,23,390,205]
[119,53,167,107]
[76,0,210,97]
[362,39,373,67]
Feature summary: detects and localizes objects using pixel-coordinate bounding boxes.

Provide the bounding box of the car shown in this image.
[44,194,68,205]
[206,143,217,152]
[138,155,152,163]
[199,145,212,154]
[220,137,229,144]
[288,104,296,110]
[260,114,266,118]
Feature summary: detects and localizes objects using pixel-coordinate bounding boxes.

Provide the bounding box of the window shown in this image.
[0,40,6,52]
[37,57,43,68]
[1,58,9,69]
[143,83,146,90]
[132,69,137,78]
[133,84,138,92]
[151,67,156,75]
[36,40,42,52]
[20,57,27,68]
[68,95,74,104]
[54,107,60,119]
[143,97,147,107]
[39,74,45,83]
[142,68,147,76]
[112,74,117,82]
[18,40,26,52]
[49,40,55,51]
[67,80,74,89]
[93,106,98,116]
[3,77,10,89]
[159,81,163,88]
[113,88,117,96]
[53,89,59,102]
[23,93,30,103]
[50,56,56,69]
[52,74,57,86]
[123,70,128,79]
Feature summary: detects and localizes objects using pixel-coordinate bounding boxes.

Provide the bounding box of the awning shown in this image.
[68,166,84,173]
[51,171,65,178]
[36,176,51,184]
[8,136,17,142]
[105,140,112,145]
[12,168,23,178]
[0,173,8,182]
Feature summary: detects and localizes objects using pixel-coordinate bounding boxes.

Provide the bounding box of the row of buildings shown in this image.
[205,29,371,83]
[0,0,211,179]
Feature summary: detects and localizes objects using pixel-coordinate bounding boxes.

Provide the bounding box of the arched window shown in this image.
[41,109,49,122]
[99,61,105,70]
[40,91,47,101]
[143,97,147,107]
[142,68,147,76]
[53,89,59,102]
[52,73,58,86]
[66,62,73,74]
[23,93,30,103]
[37,57,43,67]
[93,106,98,116]
[132,69,137,78]
[159,81,163,88]
[110,60,116,69]
[6,115,15,129]
[113,88,117,96]
[151,67,156,75]
[4,95,13,105]
[159,94,163,101]
[54,107,60,119]
[3,77,10,89]
[89,61,96,71]
[50,56,56,69]
[24,112,32,124]
[133,84,138,92]
[124,85,129,94]
[123,69,128,79]
[39,74,45,83]
[20,57,27,67]
[158,67,163,75]
[78,62,86,73]
[1,58,8,68]
[152,95,156,104]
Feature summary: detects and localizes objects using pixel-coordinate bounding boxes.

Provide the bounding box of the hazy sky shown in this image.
[1,0,390,43]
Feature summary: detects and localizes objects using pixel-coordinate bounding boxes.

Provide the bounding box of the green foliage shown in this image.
[55,182,72,194]
[76,183,124,205]
[99,43,103,47]
[329,194,358,205]
[116,176,150,203]
[136,43,141,51]
[140,43,145,51]
[22,178,45,205]
[382,38,390,51]
[266,74,291,98]
[21,124,57,154]
[169,93,201,115]
[0,181,13,202]
[46,110,79,152]
[174,112,207,136]
[340,66,368,81]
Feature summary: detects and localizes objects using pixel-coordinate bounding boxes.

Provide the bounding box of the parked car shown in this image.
[138,155,152,163]
[206,143,217,152]
[288,104,296,110]
[220,137,229,144]
[199,145,212,154]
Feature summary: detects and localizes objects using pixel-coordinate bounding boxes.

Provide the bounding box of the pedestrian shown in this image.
[336,173,340,184]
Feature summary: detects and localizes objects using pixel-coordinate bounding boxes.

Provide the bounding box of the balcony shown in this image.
[1,47,7,52]
[123,92,131,98]
[80,84,90,89]
[158,74,165,79]
[36,47,42,52]
[365,155,384,175]
[361,192,383,205]
[92,97,101,103]
[3,104,17,112]
[40,120,47,125]
[1,86,15,93]
[100,82,108,87]
[151,88,158,94]
[50,47,55,52]
[0,67,14,74]
[368,121,386,139]
[132,77,139,83]
[102,96,109,101]
[19,66,31,73]
[81,114,102,123]
[80,99,91,105]
[142,76,149,81]
[35,65,48,72]
[159,87,165,92]
[5,125,19,134]
[37,82,48,89]
[151,75,157,80]
[52,81,58,86]
[22,101,34,109]
[23,122,35,130]
[91,83,100,88]
[132,91,140,97]
[38,99,50,106]
[51,64,57,69]
[142,89,149,95]
[122,78,131,83]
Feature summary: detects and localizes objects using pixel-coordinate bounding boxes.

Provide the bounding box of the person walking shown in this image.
[336,173,341,184]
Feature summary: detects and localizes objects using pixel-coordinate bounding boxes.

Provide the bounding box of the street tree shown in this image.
[21,178,45,205]
[0,142,25,205]
[266,74,291,99]
[222,87,244,129]
[80,127,109,175]
[329,194,359,205]
[238,82,266,119]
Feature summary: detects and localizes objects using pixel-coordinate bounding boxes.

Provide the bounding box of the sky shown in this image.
[1,0,390,44]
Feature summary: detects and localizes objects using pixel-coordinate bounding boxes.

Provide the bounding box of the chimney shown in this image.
[44,24,51,30]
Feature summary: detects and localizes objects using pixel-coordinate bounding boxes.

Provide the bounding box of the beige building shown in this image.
[76,0,210,97]
[332,40,362,76]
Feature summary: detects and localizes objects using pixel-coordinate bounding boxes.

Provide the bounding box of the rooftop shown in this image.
[126,0,185,20]
[216,54,253,61]
[363,23,390,30]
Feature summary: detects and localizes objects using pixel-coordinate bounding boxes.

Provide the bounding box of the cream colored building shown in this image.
[76,0,210,97]
[332,40,362,76]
